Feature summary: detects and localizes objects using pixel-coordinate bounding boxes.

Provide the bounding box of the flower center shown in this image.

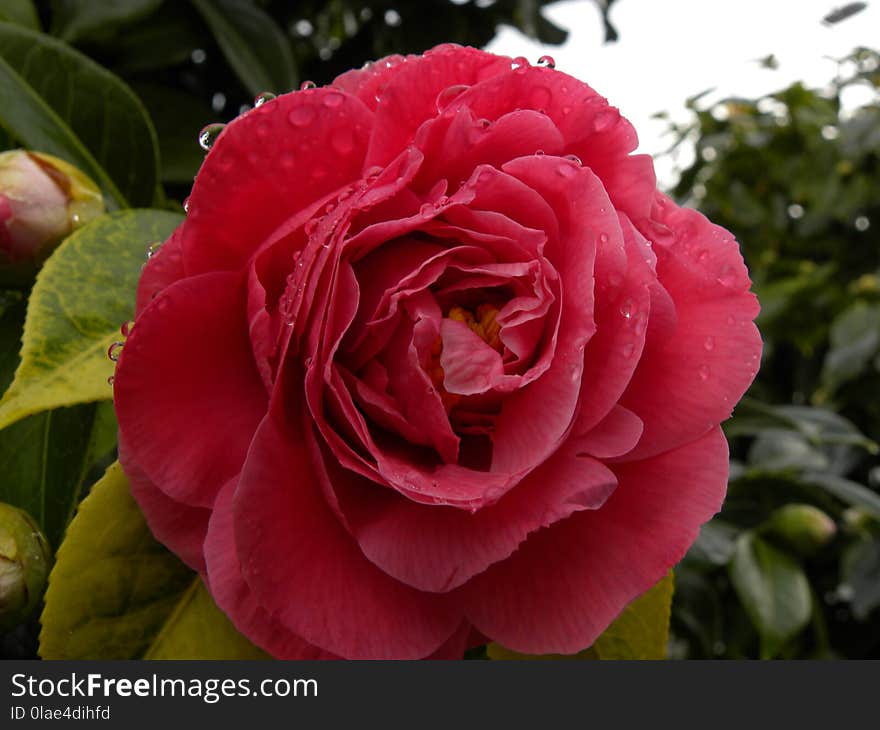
[426,303,503,412]
[447,304,503,351]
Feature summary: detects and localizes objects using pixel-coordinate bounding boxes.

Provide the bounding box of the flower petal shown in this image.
[233,406,463,659]
[462,427,729,654]
[115,271,268,507]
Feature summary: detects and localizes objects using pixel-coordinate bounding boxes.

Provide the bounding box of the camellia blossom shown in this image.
[113,45,762,659]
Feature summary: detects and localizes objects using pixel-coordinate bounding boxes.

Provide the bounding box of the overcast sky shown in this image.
[486,0,879,185]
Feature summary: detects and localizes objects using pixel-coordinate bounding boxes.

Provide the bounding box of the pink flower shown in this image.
[0,151,103,283]
[114,45,761,659]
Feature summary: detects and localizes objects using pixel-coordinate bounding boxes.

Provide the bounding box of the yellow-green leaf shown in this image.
[0,209,182,432]
[487,572,674,660]
[40,462,267,659]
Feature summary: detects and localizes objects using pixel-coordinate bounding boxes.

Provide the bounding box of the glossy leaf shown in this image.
[487,572,673,660]
[728,533,811,658]
[0,402,116,548]
[40,462,267,659]
[0,0,39,29]
[190,0,297,96]
[50,0,163,43]
[0,209,183,431]
[0,22,159,208]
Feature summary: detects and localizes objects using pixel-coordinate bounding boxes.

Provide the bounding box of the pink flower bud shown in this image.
[0,151,103,284]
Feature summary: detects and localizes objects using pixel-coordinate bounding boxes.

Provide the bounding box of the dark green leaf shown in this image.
[0,22,160,208]
[800,472,880,521]
[0,0,39,29]
[0,403,114,548]
[821,302,880,392]
[50,0,163,43]
[729,533,811,657]
[843,539,880,619]
[191,0,297,96]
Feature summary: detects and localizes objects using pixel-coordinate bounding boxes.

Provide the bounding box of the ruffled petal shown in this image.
[462,427,729,654]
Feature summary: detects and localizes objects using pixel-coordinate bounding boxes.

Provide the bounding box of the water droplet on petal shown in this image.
[564,153,582,166]
[254,91,277,107]
[726,314,737,326]
[537,55,556,69]
[299,80,317,91]
[593,109,617,132]
[697,249,709,263]
[182,197,191,213]
[698,364,711,381]
[535,149,545,156]
[435,84,469,111]
[107,342,124,362]
[703,336,715,351]
[620,299,634,319]
[198,123,225,151]
[322,92,344,108]
[120,320,135,338]
[598,232,609,244]
[146,241,162,260]
[622,343,635,358]
[419,203,435,217]
[107,375,115,386]
[511,56,530,71]
[718,266,738,287]
[288,106,316,127]
[477,118,492,129]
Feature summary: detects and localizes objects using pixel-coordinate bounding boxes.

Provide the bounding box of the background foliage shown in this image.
[0,0,877,659]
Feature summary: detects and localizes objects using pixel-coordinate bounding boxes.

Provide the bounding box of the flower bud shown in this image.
[0,150,104,285]
[0,502,51,631]
[766,503,837,555]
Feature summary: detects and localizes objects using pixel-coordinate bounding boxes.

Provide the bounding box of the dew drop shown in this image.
[620,298,634,319]
[726,314,736,326]
[323,92,345,108]
[477,118,492,129]
[564,153,583,166]
[593,109,616,132]
[288,106,316,127]
[622,343,635,358]
[146,241,162,259]
[718,266,738,287]
[537,55,556,69]
[182,196,191,213]
[419,203,435,217]
[698,364,711,381]
[435,84,469,111]
[697,249,709,263]
[254,91,276,107]
[120,320,135,338]
[107,375,115,386]
[299,80,317,91]
[703,336,715,351]
[198,123,225,151]
[535,149,545,156]
[107,342,124,362]
[598,233,609,245]
[511,56,530,71]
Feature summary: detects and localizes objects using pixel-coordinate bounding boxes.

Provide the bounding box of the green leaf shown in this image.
[133,83,214,184]
[0,209,183,431]
[191,0,297,96]
[40,462,267,659]
[821,302,880,392]
[800,472,880,521]
[0,0,39,29]
[0,403,116,549]
[50,0,163,43]
[729,532,811,657]
[487,572,674,660]
[0,22,160,208]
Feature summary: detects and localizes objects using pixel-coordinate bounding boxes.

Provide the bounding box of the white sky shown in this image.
[486,0,880,186]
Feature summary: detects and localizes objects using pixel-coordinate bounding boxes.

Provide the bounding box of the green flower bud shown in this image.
[0,503,51,632]
[766,503,837,555]
[0,150,104,286]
